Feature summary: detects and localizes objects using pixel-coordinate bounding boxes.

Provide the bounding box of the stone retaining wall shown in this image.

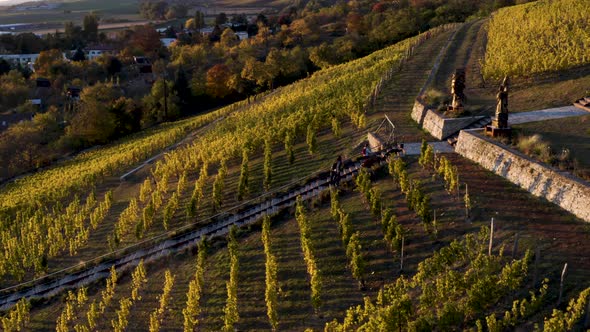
[411,99,485,139]
[455,129,590,222]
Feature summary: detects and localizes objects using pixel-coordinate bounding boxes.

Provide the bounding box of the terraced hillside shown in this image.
[23,151,590,331]
[2,4,590,329]
[0,25,457,288]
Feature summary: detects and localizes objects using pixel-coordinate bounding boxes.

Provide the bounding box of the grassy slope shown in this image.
[417,6,590,181]
[422,12,590,116]
[425,19,495,116]
[513,114,590,174]
[371,28,457,143]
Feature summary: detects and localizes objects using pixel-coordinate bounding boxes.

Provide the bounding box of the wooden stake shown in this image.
[584,297,590,328]
[512,233,519,259]
[400,236,405,273]
[433,151,437,173]
[464,183,469,221]
[456,172,460,200]
[432,209,438,238]
[533,246,540,287]
[488,218,494,256]
[558,262,568,306]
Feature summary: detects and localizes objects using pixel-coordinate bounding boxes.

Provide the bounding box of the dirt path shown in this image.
[372,27,459,143]
[422,19,496,116]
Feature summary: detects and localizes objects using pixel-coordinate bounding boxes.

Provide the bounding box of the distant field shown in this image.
[0,0,141,26]
[0,0,281,29]
[32,20,159,35]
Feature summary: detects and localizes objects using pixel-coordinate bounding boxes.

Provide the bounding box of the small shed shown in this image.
[367,114,396,153]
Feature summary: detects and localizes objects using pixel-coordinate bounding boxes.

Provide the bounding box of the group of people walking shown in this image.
[330,142,405,186]
[330,155,344,185]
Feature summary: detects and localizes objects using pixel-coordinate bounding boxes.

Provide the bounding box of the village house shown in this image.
[84,45,117,60]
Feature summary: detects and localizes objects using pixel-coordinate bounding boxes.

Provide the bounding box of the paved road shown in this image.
[508,106,588,125]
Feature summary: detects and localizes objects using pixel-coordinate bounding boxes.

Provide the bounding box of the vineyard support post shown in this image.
[488,218,494,256]
[533,246,540,287]
[399,236,405,273]
[557,262,568,305]
[456,172,460,201]
[512,233,519,259]
[432,209,437,238]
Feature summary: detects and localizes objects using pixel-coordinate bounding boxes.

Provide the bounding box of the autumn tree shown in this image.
[309,43,339,69]
[205,64,233,98]
[170,44,208,69]
[34,49,69,79]
[131,25,163,57]
[241,57,268,88]
[220,28,239,48]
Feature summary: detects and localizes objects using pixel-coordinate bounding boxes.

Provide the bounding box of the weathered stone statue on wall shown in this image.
[448,68,466,113]
[485,75,512,138]
[492,76,510,129]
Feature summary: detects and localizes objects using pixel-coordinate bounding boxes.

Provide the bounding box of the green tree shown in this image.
[139,0,168,20]
[190,10,205,32]
[64,22,84,49]
[165,4,188,19]
[83,13,99,42]
[215,12,228,26]
[0,111,61,179]
[142,79,180,126]
[0,70,29,112]
[67,83,123,145]
[0,59,10,75]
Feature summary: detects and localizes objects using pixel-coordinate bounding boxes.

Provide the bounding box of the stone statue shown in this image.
[493,76,510,128]
[450,68,465,111]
